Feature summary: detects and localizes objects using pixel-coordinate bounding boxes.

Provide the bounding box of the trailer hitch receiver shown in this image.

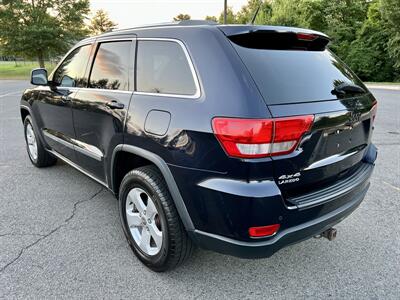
[314,228,337,241]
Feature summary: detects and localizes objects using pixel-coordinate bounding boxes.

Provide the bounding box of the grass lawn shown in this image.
[0,61,56,80]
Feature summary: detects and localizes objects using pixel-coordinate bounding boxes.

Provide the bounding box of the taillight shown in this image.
[212,115,314,158]
[249,224,280,238]
[273,116,314,156]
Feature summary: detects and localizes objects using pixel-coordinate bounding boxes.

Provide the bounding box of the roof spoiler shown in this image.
[219,26,330,51]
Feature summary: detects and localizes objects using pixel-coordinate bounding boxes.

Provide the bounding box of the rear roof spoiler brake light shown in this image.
[222,28,330,51]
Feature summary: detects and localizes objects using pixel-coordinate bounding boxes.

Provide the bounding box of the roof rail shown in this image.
[177,20,218,26]
[106,20,218,34]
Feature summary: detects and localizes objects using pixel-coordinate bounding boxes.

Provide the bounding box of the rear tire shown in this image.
[23,115,57,168]
[119,165,193,272]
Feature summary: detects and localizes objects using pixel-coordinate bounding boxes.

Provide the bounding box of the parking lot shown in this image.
[0,80,399,299]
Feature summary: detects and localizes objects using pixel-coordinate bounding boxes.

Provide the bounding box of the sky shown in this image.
[90,0,249,28]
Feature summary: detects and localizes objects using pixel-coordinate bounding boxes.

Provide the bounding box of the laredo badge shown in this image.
[278,172,301,185]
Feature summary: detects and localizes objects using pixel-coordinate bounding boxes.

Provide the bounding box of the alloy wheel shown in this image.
[125,187,163,256]
[26,123,38,161]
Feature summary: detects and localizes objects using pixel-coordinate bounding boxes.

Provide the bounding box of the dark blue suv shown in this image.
[21,21,377,271]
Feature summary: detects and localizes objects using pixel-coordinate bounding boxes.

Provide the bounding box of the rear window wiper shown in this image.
[331,82,366,97]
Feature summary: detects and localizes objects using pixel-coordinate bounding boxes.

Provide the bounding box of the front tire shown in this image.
[23,115,57,168]
[119,165,193,272]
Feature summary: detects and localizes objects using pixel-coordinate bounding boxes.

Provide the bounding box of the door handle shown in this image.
[106,100,124,109]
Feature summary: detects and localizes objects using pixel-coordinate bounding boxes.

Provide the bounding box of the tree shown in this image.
[205,16,218,22]
[381,0,400,68]
[173,14,191,21]
[236,0,272,24]
[347,2,396,81]
[89,9,117,35]
[218,7,237,24]
[0,0,90,68]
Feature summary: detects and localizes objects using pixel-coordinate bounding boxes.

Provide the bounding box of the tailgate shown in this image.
[268,95,376,198]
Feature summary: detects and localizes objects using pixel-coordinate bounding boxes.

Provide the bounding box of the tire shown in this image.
[23,115,57,168]
[119,165,193,272]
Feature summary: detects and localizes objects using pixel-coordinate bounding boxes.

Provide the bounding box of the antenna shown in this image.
[249,3,261,25]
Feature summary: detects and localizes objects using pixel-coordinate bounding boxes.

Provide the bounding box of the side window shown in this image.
[52,45,91,87]
[89,41,131,90]
[136,41,197,96]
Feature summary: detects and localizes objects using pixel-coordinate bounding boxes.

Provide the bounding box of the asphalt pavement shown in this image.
[0,80,399,299]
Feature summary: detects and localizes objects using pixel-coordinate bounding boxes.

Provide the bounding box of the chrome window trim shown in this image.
[43,130,103,161]
[46,149,108,188]
[134,38,201,99]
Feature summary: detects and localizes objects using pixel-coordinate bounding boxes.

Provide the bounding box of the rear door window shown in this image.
[89,41,132,91]
[232,43,365,105]
[136,40,197,96]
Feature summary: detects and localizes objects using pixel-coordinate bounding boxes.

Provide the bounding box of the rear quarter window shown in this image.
[232,44,365,105]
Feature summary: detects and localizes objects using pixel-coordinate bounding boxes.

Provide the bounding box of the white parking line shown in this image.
[383,181,400,191]
[366,85,400,91]
[0,90,23,98]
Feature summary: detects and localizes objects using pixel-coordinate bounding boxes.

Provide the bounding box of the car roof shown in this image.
[79,20,328,44]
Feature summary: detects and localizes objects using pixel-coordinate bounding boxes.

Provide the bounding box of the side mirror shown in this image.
[31,68,48,86]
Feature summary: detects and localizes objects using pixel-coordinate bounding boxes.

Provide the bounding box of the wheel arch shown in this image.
[111,144,195,231]
[20,105,31,123]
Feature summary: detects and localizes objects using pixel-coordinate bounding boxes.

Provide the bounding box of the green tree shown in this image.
[268,0,306,27]
[173,14,191,21]
[89,9,117,36]
[218,7,237,24]
[236,0,272,24]
[381,0,400,68]
[0,0,90,68]
[205,15,218,22]
[347,2,396,81]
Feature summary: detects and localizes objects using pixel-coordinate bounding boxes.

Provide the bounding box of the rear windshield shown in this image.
[232,43,365,105]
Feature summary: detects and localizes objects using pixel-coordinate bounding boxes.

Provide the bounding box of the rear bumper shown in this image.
[190,184,368,258]
[172,144,376,258]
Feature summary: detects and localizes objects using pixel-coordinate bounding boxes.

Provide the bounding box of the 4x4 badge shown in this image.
[278,172,301,185]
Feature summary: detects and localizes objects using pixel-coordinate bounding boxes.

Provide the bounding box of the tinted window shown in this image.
[89,41,131,90]
[232,44,365,105]
[136,41,197,96]
[53,45,91,87]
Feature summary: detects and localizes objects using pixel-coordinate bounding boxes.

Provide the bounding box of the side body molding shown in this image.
[111,144,195,231]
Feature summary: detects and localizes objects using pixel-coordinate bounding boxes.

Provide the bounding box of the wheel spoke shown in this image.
[27,134,33,144]
[139,228,151,253]
[148,223,162,248]
[126,211,142,228]
[145,198,157,218]
[31,146,37,158]
[128,189,146,214]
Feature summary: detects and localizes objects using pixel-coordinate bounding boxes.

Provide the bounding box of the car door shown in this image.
[72,38,135,183]
[37,44,93,161]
